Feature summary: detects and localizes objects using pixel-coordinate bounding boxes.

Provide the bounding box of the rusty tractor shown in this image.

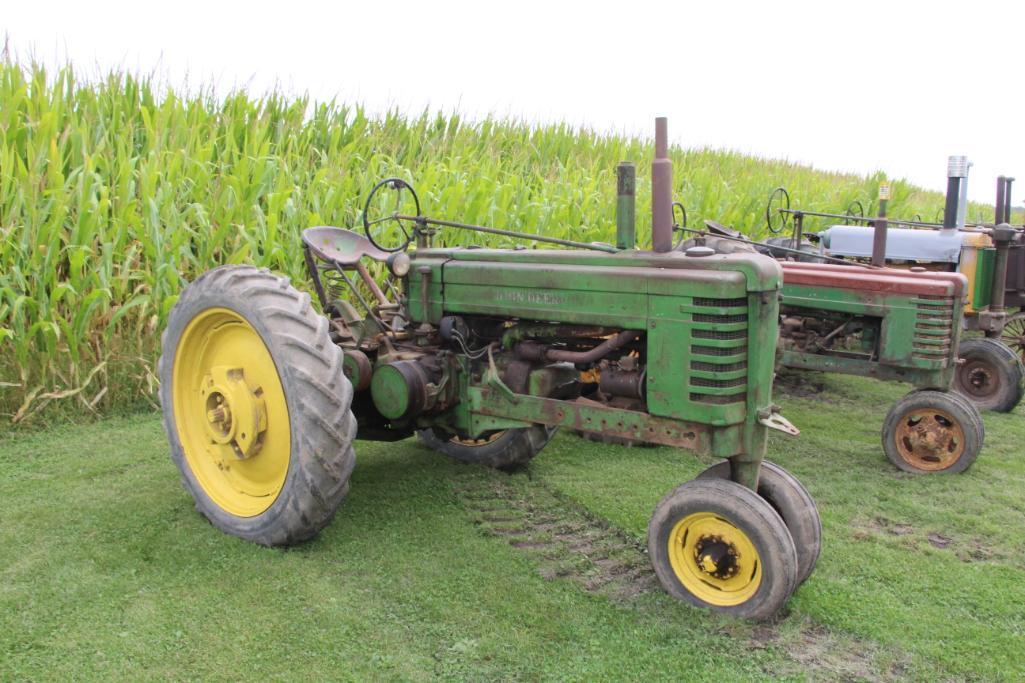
[677,214,986,474]
[764,161,1025,414]
[159,118,820,620]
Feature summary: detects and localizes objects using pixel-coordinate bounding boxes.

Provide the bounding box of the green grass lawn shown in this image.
[2,372,1024,681]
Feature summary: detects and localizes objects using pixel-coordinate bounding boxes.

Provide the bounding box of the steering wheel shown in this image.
[362,178,422,252]
[672,201,689,248]
[844,200,865,225]
[766,187,791,234]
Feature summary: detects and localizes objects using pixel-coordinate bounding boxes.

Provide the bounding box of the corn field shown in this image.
[0,61,1004,422]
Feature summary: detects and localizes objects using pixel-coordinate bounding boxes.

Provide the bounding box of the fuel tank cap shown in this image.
[684,246,716,257]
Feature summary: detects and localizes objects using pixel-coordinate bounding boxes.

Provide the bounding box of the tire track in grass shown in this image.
[452,473,659,602]
[453,469,914,681]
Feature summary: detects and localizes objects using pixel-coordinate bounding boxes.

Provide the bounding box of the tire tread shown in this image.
[159,265,356,546]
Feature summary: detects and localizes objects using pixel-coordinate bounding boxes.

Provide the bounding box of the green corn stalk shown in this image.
[0,60,1003,422]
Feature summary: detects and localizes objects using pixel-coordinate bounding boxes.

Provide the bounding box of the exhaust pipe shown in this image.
[943,156,970,231]
[996,176,1007,224]
[1003,177,1014,225]
[871,183,890,267]
[652,117,673,252]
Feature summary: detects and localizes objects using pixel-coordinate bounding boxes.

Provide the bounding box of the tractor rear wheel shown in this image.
[953,337,1025,413]
[417,425,556,471]
[696,460,820,586]
[1000,311,1025,362]
[159,265,357,546]
[648,478,798,620]
[881,390,983,474]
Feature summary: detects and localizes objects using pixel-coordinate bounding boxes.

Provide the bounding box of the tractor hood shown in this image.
[818,225,984,263]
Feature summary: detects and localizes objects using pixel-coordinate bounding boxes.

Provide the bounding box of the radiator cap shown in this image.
[685,246,715,257]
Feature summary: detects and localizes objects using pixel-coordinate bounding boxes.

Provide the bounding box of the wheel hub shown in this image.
[960,360,997,398]
[694,534,739,580]
[205,393,233,441]
[200,366,268,460]
[896,410,962,467]
[666,511,762,607]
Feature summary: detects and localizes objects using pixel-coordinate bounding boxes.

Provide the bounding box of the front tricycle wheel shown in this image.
[647,478,798,620]
[696,460,821,585]
[159,265,357,546]
[881,390,983,474]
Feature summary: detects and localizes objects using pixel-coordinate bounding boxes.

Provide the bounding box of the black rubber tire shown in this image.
[944,389,987,441]
[881,390,982,474]
[953,337,1025,413]
[648,478,798,620]
[696,460,821,586]
[159,265,357,546]
[417,425,556,470]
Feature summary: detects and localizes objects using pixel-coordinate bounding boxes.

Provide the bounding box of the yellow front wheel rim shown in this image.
[172,308,291,517]
[667,512,762,606]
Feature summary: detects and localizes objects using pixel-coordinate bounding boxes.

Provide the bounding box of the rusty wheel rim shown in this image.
[1001,316,1025,361]
[893,407,966,471]
[956,358,1000,399]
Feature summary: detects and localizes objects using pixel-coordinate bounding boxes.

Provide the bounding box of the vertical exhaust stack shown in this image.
[943,156,971,231]
[871,183,890,267]
[651,117,673,252]
[991,176,1017,318]
[996,176,1008,225]
[1003,177,1015,224]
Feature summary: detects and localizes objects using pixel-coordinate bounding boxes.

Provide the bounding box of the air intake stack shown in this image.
[616,162,636,249]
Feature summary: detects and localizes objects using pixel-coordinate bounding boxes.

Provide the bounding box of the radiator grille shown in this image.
[693,297,747,308]
[691,360,748,373]
[692,345,748,357]
[688,297,749,405]
[691,376,746,388]
[912,295,955,363]
[693,312,748,324]
[693,329,747,341]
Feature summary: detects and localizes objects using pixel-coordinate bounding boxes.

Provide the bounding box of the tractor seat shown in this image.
[301,226,392,265]
[703,219,745,241]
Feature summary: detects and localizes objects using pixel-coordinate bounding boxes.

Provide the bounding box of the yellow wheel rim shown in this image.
[449,431,507,447]
[172,308,290,517]
[667,512,762,606]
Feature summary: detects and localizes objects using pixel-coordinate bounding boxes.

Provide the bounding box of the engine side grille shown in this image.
[688,296,749,405]
[693,297,747,308]
[692,345,748,357]
[693,329,747,341]
[912,295,955,363]
[691,360,748,373]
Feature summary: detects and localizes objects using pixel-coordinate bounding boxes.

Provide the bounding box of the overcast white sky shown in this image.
[5,0,1023,204]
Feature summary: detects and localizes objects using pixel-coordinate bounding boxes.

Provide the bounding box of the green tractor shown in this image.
[159,118,820,619]
[679,223,986,474]
[762,164,1025,414]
